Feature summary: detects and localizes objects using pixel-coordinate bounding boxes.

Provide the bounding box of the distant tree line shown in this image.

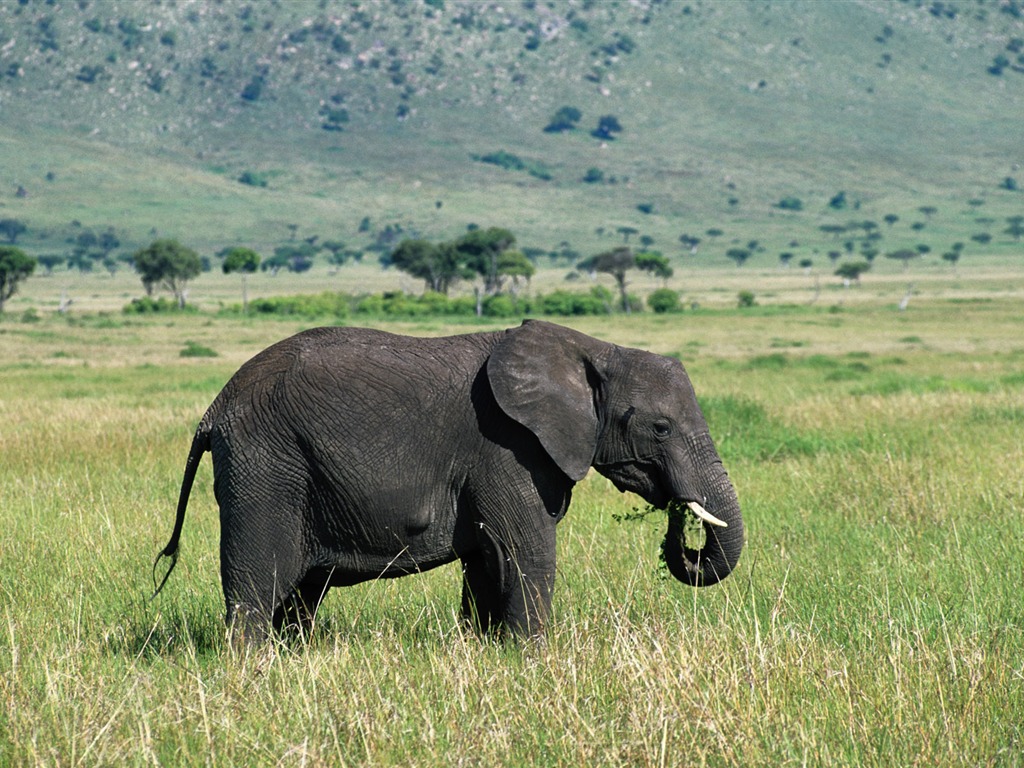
[3,188,1020,317]
[387,227,534,315]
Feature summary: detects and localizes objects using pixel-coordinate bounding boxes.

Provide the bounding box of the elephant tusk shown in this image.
[687,500,728,528]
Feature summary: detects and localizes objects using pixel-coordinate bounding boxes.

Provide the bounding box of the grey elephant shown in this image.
[153,320,743,641]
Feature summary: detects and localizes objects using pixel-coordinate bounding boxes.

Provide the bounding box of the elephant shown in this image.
[152,320,743,642]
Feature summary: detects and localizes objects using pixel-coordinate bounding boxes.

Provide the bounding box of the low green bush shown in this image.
[647,288,681,314]
[481,294,532,317]
[123,296,193,313]
[248,292,350,318]
[355,291,476,317]
[538,286,614,316]
[220,286,641,320]
[180,340,218,358]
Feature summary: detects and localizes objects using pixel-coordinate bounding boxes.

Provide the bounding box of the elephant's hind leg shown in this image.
[219,508,307,644]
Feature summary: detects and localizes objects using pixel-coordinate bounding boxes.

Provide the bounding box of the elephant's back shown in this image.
[207,324,498,440]
[282,325,500,380]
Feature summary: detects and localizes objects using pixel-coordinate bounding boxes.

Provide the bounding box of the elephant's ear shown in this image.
[487,320,607,481]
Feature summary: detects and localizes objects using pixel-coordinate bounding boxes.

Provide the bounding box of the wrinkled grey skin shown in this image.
[153,320,743,642]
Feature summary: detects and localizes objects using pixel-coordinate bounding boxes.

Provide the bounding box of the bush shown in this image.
[123,296,191,313]
[544,106,582,133]
[647,288,681,314]
[238,171,268,188]
[354,294,385,315]
[482,294,531,318]
[241,75,264,101]
[473,151,552,181]
[180,341,218,358]
[737,290,757,308]
[221,286,641,321]
[538,286,613,316]
[418,291,457,315]
[591,115,623,141]
[247,292,350,319]
[354,291,475,318]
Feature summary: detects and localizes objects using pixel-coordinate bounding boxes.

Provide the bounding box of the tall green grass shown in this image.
[1,304,1022,764]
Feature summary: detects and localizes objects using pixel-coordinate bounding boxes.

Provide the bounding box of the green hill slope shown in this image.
[1,0,1022,264]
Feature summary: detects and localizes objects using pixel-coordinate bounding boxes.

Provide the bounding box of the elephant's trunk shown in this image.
[662,438,744,587]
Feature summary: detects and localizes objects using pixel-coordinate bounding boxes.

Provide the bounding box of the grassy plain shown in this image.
[1,268,1023,765]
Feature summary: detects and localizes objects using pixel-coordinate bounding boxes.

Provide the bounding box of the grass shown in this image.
[1,288,1022,764]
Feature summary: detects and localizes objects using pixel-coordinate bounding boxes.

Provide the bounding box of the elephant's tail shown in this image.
[151,423,211,600]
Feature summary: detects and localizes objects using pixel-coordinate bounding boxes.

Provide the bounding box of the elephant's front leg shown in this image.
[461,554,500,635]
[463,521,556,639]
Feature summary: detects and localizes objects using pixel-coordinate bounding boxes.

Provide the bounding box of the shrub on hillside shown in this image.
[238,171,268,188]
[473,151,552,181]
[544,106,582,133]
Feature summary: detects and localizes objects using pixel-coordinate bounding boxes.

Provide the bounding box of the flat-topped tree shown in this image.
[132,239,202,309]
[0,246,36,313]
[222,247,261,314]
[578,246,636,313]
[388,238,468,295]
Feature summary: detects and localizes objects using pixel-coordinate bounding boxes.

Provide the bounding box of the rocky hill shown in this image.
[1,0,1022,258]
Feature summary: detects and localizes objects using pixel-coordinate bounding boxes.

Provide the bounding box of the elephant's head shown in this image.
[488,320,743,587]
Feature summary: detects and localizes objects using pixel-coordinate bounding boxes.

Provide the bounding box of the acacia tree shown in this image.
[0,245,36,313]
[388,238,468,294]
[591,114,623,140]
[835,261,871,285]
[495,249,536,295]
[222,247,261,313]
[635,251,674,285]
[132,239,202,308]
[0,218,28,244]
[940,242,964,275]
[578,246,637,313]
[543,106,582,133]
[455,227,518,295]
[321,240,360,268]
[885,248,920,273]
[679,234,702,253]
[726,248,751,267]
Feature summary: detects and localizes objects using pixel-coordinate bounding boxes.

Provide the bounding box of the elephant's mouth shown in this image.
[592,459,728,528]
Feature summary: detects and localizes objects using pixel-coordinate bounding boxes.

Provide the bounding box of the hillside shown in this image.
[1,0,1023,266]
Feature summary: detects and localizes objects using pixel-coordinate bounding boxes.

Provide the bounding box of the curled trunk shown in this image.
[662,463,744,587]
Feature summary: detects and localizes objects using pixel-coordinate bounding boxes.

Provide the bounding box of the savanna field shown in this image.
[1,264,1022,766]
[2,0,1024,763]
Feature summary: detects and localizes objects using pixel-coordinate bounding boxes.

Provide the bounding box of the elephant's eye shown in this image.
[653,420,672,438]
